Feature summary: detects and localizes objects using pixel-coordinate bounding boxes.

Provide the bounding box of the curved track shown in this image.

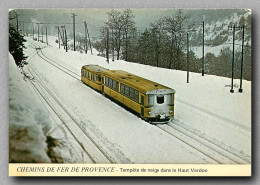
[26,42,120,163]
[30,42,81,80]
[27,66,112,163]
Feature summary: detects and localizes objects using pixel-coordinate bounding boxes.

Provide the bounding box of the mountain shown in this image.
[9,9,251,40]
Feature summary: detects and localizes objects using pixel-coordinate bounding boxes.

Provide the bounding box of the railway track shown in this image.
[30,42,81,81]
[27,66,112,163]
[27,41,132,163]
[26,42,115,163]
[169,120,250,163]
[156,121,250,164]
[28,78,92,163]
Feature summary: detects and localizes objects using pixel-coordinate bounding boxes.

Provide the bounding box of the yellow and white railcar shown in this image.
[81,65,175,122]
[101,70,175,122]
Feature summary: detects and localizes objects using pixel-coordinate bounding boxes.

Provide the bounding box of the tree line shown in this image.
[9,23,27,67]
[93,9,251,81]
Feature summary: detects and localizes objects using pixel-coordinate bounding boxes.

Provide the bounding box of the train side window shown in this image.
[98,76,101,82]
[121,84,125,94]
[113,80,116,90]
[111,79,113,88]
[135,90,139,102]
[125,86,129,96]
[105,77,108,86]
[116,82,119,91]
[109,78,112,88]
[130,88,134,99]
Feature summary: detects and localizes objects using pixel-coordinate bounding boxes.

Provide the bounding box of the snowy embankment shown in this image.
[9,52,98,163]
[9,53,51,163]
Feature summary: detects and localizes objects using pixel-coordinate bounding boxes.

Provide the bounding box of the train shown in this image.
[81,64,176,123]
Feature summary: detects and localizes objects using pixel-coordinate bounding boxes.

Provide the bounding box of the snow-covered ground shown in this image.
[9,35,251,164]
[9,53,98,163]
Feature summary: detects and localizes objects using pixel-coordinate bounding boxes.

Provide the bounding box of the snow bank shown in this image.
[9,53,51,163]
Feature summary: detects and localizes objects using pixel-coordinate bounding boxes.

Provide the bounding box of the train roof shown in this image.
[102,70,174,94]
[82,65,109,73]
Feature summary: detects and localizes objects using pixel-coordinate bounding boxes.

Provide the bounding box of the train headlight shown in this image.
[169,110,173,114]
[148,111,152,115]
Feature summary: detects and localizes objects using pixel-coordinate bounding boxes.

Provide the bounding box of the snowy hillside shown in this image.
[9,35,251,164]
[191,10,251,58]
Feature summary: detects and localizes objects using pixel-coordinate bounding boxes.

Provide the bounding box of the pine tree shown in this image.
[9,24,27,66]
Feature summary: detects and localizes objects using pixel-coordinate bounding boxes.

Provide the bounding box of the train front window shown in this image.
[166,94,173,104]
[148,95,154,105]
[157,95,164,104]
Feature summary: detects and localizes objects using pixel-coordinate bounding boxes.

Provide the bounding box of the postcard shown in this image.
[8,8,251,176]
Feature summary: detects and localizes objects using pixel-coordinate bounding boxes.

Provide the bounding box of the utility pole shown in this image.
[229,25,242,93]
[112,27,114,61]
[86,22,93,55]
[57,26,60,49]
[230,25,235,93]
[187,32,189,83]
[202,21,205,76]
[61,26,65,49]
[46,26,48,45]
[32,23,34,39]
[37,23,40,42]
[106,27,109,63]
[64,25,68,52]
[84,21,88,54]
[14,12,19,33]
[41,25,44,42]
[71,13,76,51]
[239,25,245,93]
